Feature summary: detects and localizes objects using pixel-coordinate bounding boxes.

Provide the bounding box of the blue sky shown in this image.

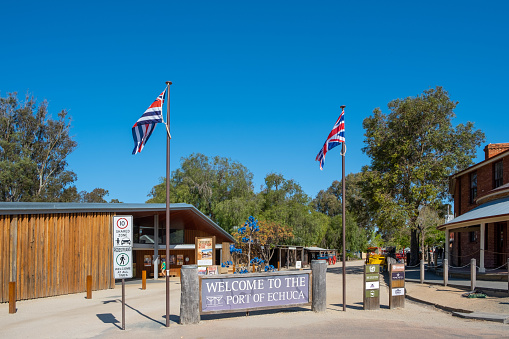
[1,1,508,203]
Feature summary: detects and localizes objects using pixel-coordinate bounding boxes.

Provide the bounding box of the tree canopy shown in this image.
[361,86,485,264]
[0,92,77,201]
[0,92,119,203]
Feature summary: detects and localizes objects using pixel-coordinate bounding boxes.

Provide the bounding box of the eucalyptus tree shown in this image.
[0,92,78,202]
[361,86,484,264]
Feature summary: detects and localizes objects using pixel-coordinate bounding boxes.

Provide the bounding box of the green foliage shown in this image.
[147,153,256,232]
[0,92,77,202]
[80,188,109,203]
[0,92,119,203]
[258,173,328,246]
[361,86,485,263]
[326,212,367,253]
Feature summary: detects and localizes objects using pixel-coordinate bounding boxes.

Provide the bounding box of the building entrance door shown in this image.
[495,222,507,267]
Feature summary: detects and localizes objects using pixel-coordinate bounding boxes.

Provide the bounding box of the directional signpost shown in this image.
[113,216,133,330]
[390,263,405,309]
[363,264,380,310]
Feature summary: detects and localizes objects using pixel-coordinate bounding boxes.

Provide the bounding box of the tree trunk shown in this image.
[410,229,419,266]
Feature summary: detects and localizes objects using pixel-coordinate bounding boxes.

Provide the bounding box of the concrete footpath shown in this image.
[1,260,508,339]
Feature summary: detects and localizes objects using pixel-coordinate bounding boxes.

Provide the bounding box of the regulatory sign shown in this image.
[113,216,133,247]
[114,246,133,279]
[392,288,405,296]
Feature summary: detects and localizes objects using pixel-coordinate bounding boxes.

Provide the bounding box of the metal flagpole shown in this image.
[340,105,346,312]
[165,81,172,327]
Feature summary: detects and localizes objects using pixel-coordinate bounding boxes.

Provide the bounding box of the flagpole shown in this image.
[165,81,172,327]
[340,105,346,312]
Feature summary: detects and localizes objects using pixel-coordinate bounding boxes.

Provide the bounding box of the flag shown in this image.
[132,89,166,154]
[315,107,345,170]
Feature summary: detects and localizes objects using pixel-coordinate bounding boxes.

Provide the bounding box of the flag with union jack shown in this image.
[315,107,345,170]
[132,89,166,154]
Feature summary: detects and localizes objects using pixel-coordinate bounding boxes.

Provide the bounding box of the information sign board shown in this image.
[392,288,405,296]
[391,272,405,280]
[392,264,405,272]
[200,272,310,314]
[365,281,380,290]
[365,264,379,274]
[365,289,379,298]
[365,273,379,281]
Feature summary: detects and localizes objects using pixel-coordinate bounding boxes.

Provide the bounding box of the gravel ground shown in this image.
[0,260,508,339]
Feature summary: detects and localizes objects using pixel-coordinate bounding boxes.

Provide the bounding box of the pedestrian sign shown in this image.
[114,246,133,279]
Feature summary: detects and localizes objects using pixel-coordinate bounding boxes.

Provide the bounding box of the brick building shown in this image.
[438,143,509,271]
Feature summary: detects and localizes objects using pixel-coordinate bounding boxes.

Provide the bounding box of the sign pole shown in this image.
[340,105,346,312]
[165,81,172,328]
[122,278,125,330]
[112,216,133,330]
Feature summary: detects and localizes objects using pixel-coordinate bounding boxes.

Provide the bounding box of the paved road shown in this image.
[1,260,508,338]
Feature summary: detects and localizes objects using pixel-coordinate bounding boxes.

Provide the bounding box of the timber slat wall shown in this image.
[0,212,114,303]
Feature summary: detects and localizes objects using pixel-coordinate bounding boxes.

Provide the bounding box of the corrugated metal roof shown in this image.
[0,202,193,214]
[439,196,509,229]
[0,202,235,242]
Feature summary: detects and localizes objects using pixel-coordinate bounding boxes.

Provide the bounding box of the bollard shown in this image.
[278,261,280,271]
[420,260,424,284]
[180,265,200,324]
[142,270,146,290]
[86,275,92,299]
[9,282,16,314]
[471,258,476,291]
[311,260,327,312]
[443,259,448,286]
[507,258,509,294]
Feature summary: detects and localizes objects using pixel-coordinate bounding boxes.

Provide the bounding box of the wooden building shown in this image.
[0,202,234,303]
[438,143,509,271]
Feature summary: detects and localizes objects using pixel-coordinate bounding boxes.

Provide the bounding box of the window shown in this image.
[469,231,477,242]
[470,171,477,204]
[494,160,503,188]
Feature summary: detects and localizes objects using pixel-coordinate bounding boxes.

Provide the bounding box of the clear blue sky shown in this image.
[1,1,508,203]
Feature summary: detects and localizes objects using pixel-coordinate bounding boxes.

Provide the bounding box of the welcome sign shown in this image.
[200,271,311,314]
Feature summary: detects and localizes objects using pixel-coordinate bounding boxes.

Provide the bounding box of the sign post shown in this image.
[113,216,133,330]
[389,263,405,309]
[363,264,380,310]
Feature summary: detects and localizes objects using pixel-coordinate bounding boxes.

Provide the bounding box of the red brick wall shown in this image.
[484,143,509,160]
[455,154,509,216]
[451,223,508,269]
